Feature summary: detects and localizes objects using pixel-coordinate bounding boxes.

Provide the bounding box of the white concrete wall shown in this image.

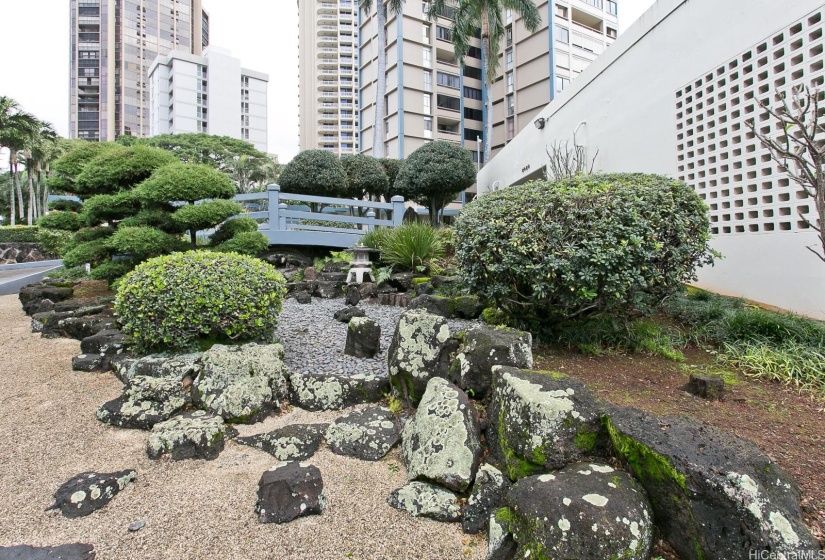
[477,0,825,319]
[206,47,243,140]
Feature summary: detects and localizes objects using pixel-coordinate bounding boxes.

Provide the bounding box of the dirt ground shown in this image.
[535,344,825,556]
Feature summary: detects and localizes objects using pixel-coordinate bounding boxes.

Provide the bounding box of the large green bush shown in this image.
[0,226,39,243]
[115,251,287,351]
[37,212,85,232]
[455,174,716,330]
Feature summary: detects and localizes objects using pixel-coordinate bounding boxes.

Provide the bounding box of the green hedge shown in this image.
[0,226,40,243]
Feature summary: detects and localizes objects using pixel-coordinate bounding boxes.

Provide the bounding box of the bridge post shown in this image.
[391,196,405,227]
[278,203,288,230]
[268,184,281,232]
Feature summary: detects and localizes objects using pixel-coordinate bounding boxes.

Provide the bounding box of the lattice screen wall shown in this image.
[676,8,825,236]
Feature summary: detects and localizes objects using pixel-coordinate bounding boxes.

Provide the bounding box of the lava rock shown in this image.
[358,282,377,299]
[325,406,400,461]
[193,343,287,423]
[57,316,117,341]
[387,308,458,403]
[32,306,105,338]
[19,282,74,316]
[448,325,533,400]
[72,354,104,373]
[319,271,348,283]
[463,464,511,534]
[49,469,136,519]
[96,375,187,430]
[113,353,201,383]
[255,462,326,524]
[605,407,820,560]
[687,373,725,400]
[344,316,381,358]
[387,481,461,522]
[314,281,344,299]
[388,272,415,292]
[333,306,365,323]
[321,261,348,273]
[78,330,129,371]
[401,377,482,492]
[147,411,228,460]
[488,368,607,481]
[408,294,484,319]
[292,291,312,304]
[236,424,328,461]
[345,283,361,306]
[487,513,518,560]
[500,463,653,560]
[288,371,389,411]
[0,544,96,560]
[302,267,318,281]
[414,281,435,297]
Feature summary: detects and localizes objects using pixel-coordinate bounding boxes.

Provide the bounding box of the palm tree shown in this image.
[429,0,540,165]
[21,121,58,223]
[0,97,37,225]
[359,0,404,158]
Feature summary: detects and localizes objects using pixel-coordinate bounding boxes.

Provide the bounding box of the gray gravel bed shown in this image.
[275,298,474,377]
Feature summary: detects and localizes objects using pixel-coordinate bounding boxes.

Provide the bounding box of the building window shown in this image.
[423,24,430,41]
[506,26,513,47]
[506,72,514,94]
[424,116,432,138]
[555,4,568,19]
[555,76,570,93]
[506,117,515,140]
[423,48,431,68]
[437,71,460,89]
[505,9,512,23]
[506,48,513,70]
[197,65,207,78]
[464,107,483,121]
[555,24,569,43]
[422,1,430,15]
[436,94,460,111]
[582,0,604,9]
[423,93,431,114]
[606,0,617,15]
[423,70,432,91]
[436,25,452,42]
[464,86,482,100]
[463,65,482,80]
[507,95,514,116]
[606,27,617,39]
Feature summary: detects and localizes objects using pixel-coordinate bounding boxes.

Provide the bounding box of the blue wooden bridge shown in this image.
[233,185,406,248]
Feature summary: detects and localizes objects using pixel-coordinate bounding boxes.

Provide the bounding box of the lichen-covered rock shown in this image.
[255,462,326,524]
[605,407,820,560]
[288,371,389,411]
[96,375,187,430]
[147,411,228,460]
[236,423,328,461]
[113,353,201,383]
[57,315,117,341]
[407,294,484,319]
[333,306,365,323]
[19,282,73,315]
[72,354,105,373]
[32,305,105,338]
[387,309,457,403]
[194,343,287,423]
[488,367,606,481]
[0,543,96,560]
[448,325,533,400]
[401,377,482,492]
[344,316,381,358]
[387,481,461,522]
[79,330,129,372]
[500,463,653,560]
[325,406,400,461]
[463,464,512,534]
[487,512,517,560]
[49,469,136,519]
[314,280,344,299]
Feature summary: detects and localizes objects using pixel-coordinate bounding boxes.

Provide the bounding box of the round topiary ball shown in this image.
[115,251,287,352]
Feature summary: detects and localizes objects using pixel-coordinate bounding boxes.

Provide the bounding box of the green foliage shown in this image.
[359,227,391,249]
[386,393,404,416]
[213,231,269,255]
[481,307,510,326]
[132,133,266,171]
[89,260,135,284]
[393,141,476,225]
[37,211,85,232]
[48,199,83,212]
[718,340,825,395]
[171,200,243,232]
[210,216,260,245]
[136,162,236,205]
[299,218,357,230]
[62,239,112,268]
[72,226,116,244]
[278,150,348,198]
[314,250,353,270]
[341,154,389,200]
[105,226,185,260]
[117,209,183,233]
[115,251,287,351]
[82,191,140,226]
[555,317,685,361]
[377,221,445,272]
[74,145,176,196]
[45,265,90,281]
[455,174,717,331]
[375,266,394,284]
[47,142,121,193]
[378,158,403,195]
[0,226,39,243]
[36,228,74,257]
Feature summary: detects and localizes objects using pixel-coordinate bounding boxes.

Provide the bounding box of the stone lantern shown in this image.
[346,244,377,284]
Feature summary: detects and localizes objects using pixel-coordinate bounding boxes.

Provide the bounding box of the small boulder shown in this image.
[288,371,389,411]
[500,463,653,560]
[344,316,381,358]
[414,281,434,297]
[57,315,117,341]
[255,462,326,524]
[147,411,228,460]
[488,368,606,481]
[387,481,461,522]
[333,306,365,323]
[345,283,361,306]
[236,423,328,461]
[605,407,820,560]
[314,281,344,299]
[401,377,482,493]
[96,375,187,430]
[32,305,105,338]
[194,343,287,423]
[462,464,512,534]
[487,512,518,560]
[387,308,458,403]
[0,544,96,560]
[49,469,136,519]
[388,272,414,292]
[407,294,452,317]
[358,282,377,299]
[293,291,312,304]
[687,372,725,400]
[19,282,73,315]
[449,325,533,400]
[325,406,400,461]
[303,267,318,281]
[72,354,105,373]
[113,353,201,383]
[79,330,129,371]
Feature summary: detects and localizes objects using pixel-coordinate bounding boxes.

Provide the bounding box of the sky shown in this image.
[0,0,655,166]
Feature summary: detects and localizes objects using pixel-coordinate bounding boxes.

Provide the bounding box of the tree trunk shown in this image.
[481,13,493,166]
[26,161,34,225]
[41,164,49,215]
[9,154,17,226]
[373,1,387,158]
[14,155,24,220]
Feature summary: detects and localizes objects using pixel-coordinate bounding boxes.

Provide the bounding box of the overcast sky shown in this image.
[0,0,655,166]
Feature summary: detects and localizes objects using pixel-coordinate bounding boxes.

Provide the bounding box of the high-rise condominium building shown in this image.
[490,0,618,155]
[358,2,484,162]
[148,47,269,152]
[69,0,209,142]
[297,0,360,155]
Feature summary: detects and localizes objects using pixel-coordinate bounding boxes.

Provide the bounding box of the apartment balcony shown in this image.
[317,25,337,36]
[318,113,337,123]
[318,48,339,60]
[318,36,337,48]
[319,101,339,109]
[318,91,338,100]
[318,136,340,144]
[317,14,337,22]
[319,124,340,133]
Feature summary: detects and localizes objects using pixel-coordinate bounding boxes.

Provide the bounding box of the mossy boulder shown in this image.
[448,324,533,399]
[488,367,607,481]
[96,375,187,430]
[387,481,461,522]
[407,294,484,319]
[344,316,381,358]
[113,352,202,383]
[387,308,458,403]
[463,463,512,534]
[236,423,328,461]
[147,410,228,460]
[498,463,653,560]
[288,371,389,411]
[325,406,400,461]
[605,407,819,560]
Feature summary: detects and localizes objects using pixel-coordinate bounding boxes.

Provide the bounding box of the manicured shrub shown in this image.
[74,145,176,196]
[213,231,269,255]
[37,212,86,232]
[210,217,259,245]
[278,149,348,198]
[117,209,182,233]
[89,260,135,284]
[115,251,287,351]
[171,200,243,232]
[455,174,716,330]
[0,226,39,243]
[341,154,389,200]
[48,199,83,213]
[72,226,116,244]
[82,191,141,226]
[105,226,186,260]
[135,162,236,204]
[62,239,112,269]
[36,229,74,257]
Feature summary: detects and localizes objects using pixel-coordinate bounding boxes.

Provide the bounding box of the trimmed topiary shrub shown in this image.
[213,231,269,255]
[0,226,40,243]
[48,199,84,213]
[115,251,287,351]
[62,239,111,269]
[455,174,717,331]
[210,216,259,245]
[89,260,135,284]
[37,212,85,232]
[105,226,187,260]
[36,229,74,257]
